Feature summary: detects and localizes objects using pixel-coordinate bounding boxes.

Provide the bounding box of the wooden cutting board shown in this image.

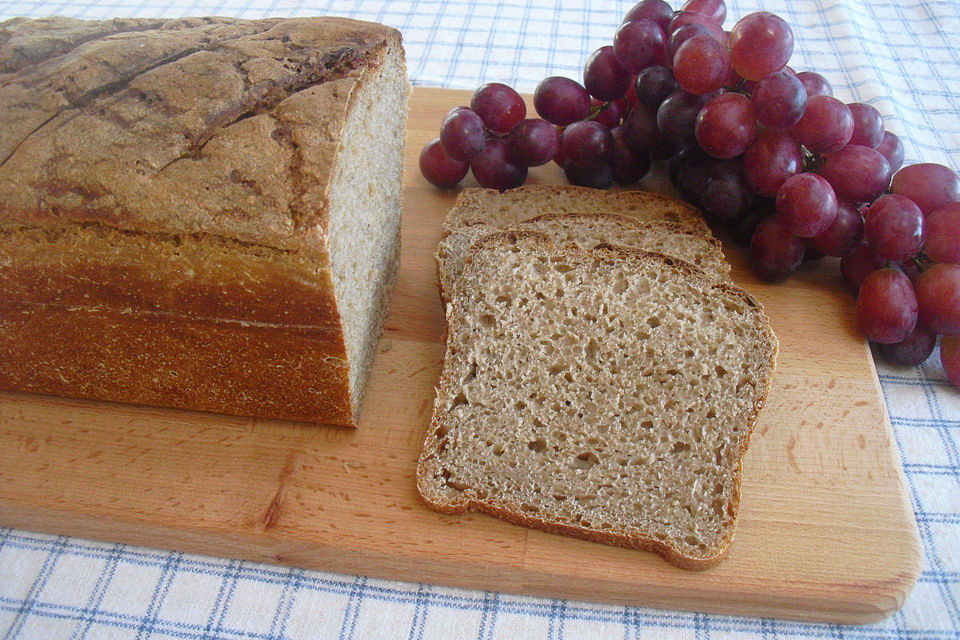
[0,88,921,625]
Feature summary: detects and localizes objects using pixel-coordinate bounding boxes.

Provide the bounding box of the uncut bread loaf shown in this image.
[444,185,712,237]
[417,232,778,569]
[0,16,410,425]
[436,212,731,304]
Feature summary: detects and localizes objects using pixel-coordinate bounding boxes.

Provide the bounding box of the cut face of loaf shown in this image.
[417,232,778,569]
[444,185,712,237]
[436,213,731,304]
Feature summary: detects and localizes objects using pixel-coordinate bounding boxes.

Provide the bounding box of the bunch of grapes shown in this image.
[418,0,960,390]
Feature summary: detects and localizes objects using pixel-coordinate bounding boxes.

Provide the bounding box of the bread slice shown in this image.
[436,213,731,304]
[417,231,778,569]
[444,185,712,237]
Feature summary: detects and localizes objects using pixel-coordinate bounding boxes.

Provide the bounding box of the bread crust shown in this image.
[0,17,406,425]
[418,231,778,570]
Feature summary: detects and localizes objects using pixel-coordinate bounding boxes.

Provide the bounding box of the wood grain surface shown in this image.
[0,87,921,624]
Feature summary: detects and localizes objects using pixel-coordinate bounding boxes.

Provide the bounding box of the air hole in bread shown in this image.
[479,314,495,328]
[647,316,661,328]
[571,452,599,470]
[528,438,547,452]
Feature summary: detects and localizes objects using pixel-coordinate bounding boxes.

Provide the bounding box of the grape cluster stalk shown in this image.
[418,0,960,389]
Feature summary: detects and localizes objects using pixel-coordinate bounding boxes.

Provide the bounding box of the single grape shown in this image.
[897,259,925,284]
[584,46,632,101]
[730,198,775,245]
[728,12,794,81]
[925,202,960,263]
[677,152,717,206]
[942,337,960,390]
[916,263,960,335]
[669,145,710,187]
[439,107,486,161]
[614,19,668,73]
[471,83,526,134]
[623,102,671,158]
[623,81,640,107]
[790,95,854,154]
[534,76,591,126]
[811,202,864,256]
[750,215,806,281]
[751,71,807,129]
[507,119,560,167]
[470,138,527,190]
[776,173,839,238]
[673,35,731,95]
[667,23,715,61]
[847,103,885,148]
[795,71,833,97]
[856,269,918,344]
[701,158,755,221]
[876,131,905,173]
[591,98,626,128]
[681,0,727,25]
[891,163,960,215]
[863,194,925,261]
[611,125,652,184]
[561,120,615,170]
[420,138,469,188]
[694,92,757,159]
[635,65,679,107]
[623,0,674,32]
[819,145,891,204]
[563,160,614,189]
[657,89,713,147]
[667,11,727,41]
[877,322,937,367]
[743,128,804,197]
[841,242,888,291]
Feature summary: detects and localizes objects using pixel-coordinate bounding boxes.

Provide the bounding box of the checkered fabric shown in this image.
[1,1,959,638]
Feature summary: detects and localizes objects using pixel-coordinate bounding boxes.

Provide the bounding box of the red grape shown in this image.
[776,173,839,238]
[856,269,918,344]
[847,103,885,148]
[695,93,757,159]
[877,131,905,173]
[561,120,614,170]
[681,0,727,25]
[439,107,486,161]
[591,98,625,128]
[743,128,804,197]
[623,102,671,158]
[614,19,668,73]
[819,144,891,204]
[584,46,632,101]
[673,35,730,95]
[891,163,960,215]
[507,119,560,167]
[790,95,854,154]
[635,65,679,107]
[534,77,591,126]
[611,125,652,184]
[470,138,527,190]
[677,152,717,206]
[925,202,960,263]
[667,11,726,41]
[420,138,469,188]
[749,215,806,281]
[942,337,960,389]
[811,202,864,257]
[751,70,807,129]
[471,83,525,134]
[728,12,794,81]
[667,23,715,61]
[795,71,833,97]
[623,0,674,32]
[916,263,960,335]
[841,242,888,292]
[563,160,614,189]
[864,194,925,261]
[877,321,937,367]
[657,89,713,147]
[701,158,754,221]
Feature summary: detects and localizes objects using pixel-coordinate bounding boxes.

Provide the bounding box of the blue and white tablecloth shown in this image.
[1,1,959,638]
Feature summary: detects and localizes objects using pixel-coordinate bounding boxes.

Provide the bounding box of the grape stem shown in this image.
[911,253,934,273]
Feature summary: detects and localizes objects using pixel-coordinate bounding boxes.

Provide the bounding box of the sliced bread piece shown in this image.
[444,185,712,237]
[435,213,731,305]
[417,231,778,569]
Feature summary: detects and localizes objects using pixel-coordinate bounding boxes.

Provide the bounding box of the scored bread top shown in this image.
[0,16,402,254]
[443,185,712,238]
[418,230,778,569]
[435,212,731,304]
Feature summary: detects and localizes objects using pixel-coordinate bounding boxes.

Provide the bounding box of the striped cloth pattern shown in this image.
[1,1,959,638]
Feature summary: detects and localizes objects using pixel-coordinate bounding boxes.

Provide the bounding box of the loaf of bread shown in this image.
[0,16,410,425]
[418,231,778,569]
